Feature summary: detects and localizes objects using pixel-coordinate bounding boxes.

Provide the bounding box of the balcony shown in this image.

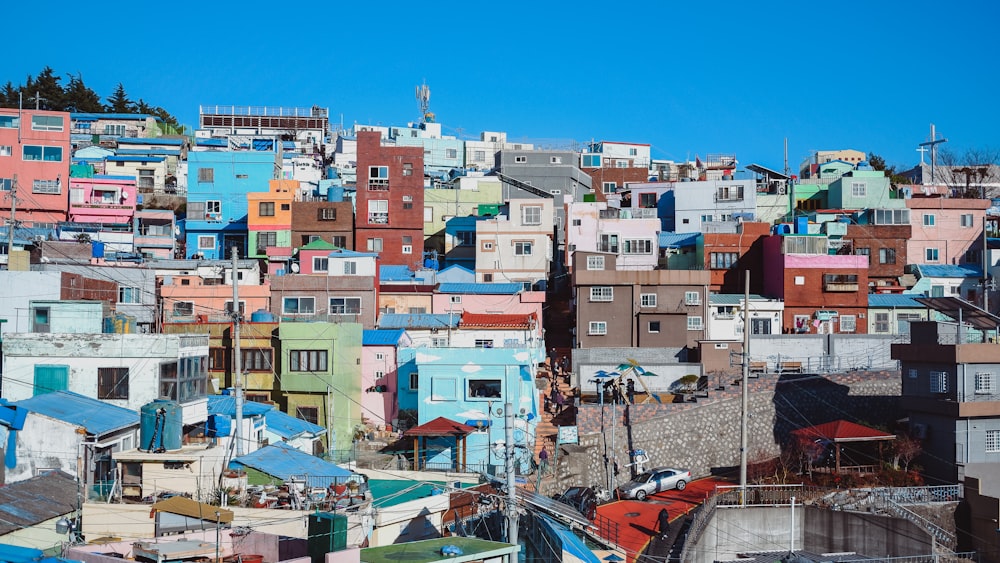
[823,274,860,292]
[368,178,389,191]
[368,213,389,224]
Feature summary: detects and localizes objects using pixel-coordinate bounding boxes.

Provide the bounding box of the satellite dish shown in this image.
[290,262,300,273]
[121,190,128,199]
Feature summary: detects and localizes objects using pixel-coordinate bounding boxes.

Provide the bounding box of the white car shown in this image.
[618,467,691,500]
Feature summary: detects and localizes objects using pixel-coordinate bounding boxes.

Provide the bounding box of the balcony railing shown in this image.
[368,213,388,224]
[824,282,860,292]
[368,178,389,190]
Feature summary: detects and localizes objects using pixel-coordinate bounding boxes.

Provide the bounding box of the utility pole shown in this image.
[231,247,244,456]
[5,175,17,265]
[984,216,993,315]
[740,271,750,507]
[504,402,518,545]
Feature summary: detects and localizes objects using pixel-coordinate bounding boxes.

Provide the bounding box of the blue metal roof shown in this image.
[363,329,407,346]
[115,148,182,157]
[439,264,474,276]
[208,395,272,418]
[231,442,353,486]
[709,293,768,304]
[93,174,138,181]
[913,264,982,278]
[12,391,138,436]
[196,138,227,147]
[117,137,184,146]
[282,141,297,150]
[659,231,700,248]
[329,249,379,258]
[379,314,459,329]
[437,282,523,294]
[379,265,413,281]
[264,409,325,440]
[106,156,165,163]
[71,112,161,121]
[868,294,924,308]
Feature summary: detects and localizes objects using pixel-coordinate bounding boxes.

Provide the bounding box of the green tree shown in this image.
[64,73,104,112]
[105,82,134,113]
[135,98,154,115]
[27,66,66,110]
[867,152,908,185]
[0,82,18,108]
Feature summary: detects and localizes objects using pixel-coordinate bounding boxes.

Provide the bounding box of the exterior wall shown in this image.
[702,222,770,293]
[827,171,900,210]
[424,178,502,248]
[7,416,83,483]
[430,292,544,318]
[40,264,157,328]
[290,200,354,249]
[163,321,278,400]
[475,199,553,285]
[270,273,377,328]
[755,193,791,224]
[68,176,137,225]
[845,224,910,286]
[0,109,71,227]
[780,254,869,334]
[27,300,104,333]
[448,327,542,349]
[355,131,425,269]
[564,202,660,271]
[2,333,209,412]
[160,278,271,324]
[362,344,399,429]
[866,307,927,336]
[134,209,177,259]
[247,180,297,258]
[104,157,168,195]
[394,135,464,170]
[583,167,649,202]
[379,290,435,315]
[0,272,62,332]
[906,198,989,266]
[277,322,363,451]
[705,299,784,341]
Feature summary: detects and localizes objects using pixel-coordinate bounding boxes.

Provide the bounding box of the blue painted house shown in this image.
[184,144,280,259]
[414,347,539,474]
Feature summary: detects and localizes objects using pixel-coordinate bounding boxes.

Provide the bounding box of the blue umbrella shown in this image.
[603,554,625,562]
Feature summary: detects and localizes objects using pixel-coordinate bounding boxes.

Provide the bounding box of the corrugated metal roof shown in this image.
[363,329,407,346]
[659,232,700,248]
[71,112,159,121]
[115,148,182,157]
[460,313,535,329]
[709,293,767,304]
[368,480,469,508]
[117,137,184,146]
[13,391,138,435]
[868,294,924,308]
[196,139,227,147]
[403,416,475,437]
[106,156,165,163]
[152,496,233,523]
[380,265,414,282]
[0,471,77,535]
[264,409,325,440]
[914,264,982,278]
[437,282,523,294]
[208,395,271,418]
[231,442,352,486]
[378,314,459,329]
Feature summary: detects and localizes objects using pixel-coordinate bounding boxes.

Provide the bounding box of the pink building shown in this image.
[68,175,137,225]
[431,284,545,320]
[0,109,71,228]
[906,197,989,266]
[361,328,411,430]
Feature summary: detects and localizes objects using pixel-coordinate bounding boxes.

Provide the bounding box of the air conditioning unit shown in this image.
[402,195,413,202]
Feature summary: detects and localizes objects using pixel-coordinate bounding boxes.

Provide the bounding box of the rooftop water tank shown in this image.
[92,241,105,259]
[250,309,274,322]
[140,399,183,452]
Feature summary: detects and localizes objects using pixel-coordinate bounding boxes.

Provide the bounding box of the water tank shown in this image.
[92,241,105,258]
[795,216,808,234]
[140,399,183,452]
[275,268,285,276]
[308,512,348,560]
[250,309,274,322]
[326,187,335,201]
[774,223,792,235]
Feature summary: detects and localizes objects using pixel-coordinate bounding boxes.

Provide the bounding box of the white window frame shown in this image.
[31,114,63,132]
[550,156,562,164]
[926,248,940,262]
[923,213,936,227]
[687,316,704,330]
[850,182,867,198]
[521,205,542,226]
[648,321,660,333]
[514,241,533,256]
[586,255,605,271]
[588,321,607,335]
[975,372,995,394]
[684,291,701,305]
[623,239,653,255]
[430,337,447,348]
[0,145,11,157]
[449,296,462,304]
[590,286,613,302]
[343,261,358,275]
[602,181,618,194]
[961,214,974,228]
[197,236,215,250]
[514,155,527,163]
[329,297,361,315]
[640,293,657,307]
[986,429,1000,453]
[313,257,329,272]
[930,371,948,393]
[118,286,141,304]
[367,238,383,252]
[839,315,856,333]
[283,297,316,315]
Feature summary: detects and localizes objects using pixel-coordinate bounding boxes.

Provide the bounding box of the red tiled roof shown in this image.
[403,417,476,437]
[791,420,895,442]
[459,312,536,329]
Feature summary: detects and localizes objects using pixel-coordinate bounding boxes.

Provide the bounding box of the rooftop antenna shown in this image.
[415,81,433,124]
[918,123,947,184]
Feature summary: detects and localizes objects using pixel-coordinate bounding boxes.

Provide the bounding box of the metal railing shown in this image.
[591,511,620,547]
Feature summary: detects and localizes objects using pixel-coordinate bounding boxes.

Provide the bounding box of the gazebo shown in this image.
[403,417,476,471]
[791,419,896,474]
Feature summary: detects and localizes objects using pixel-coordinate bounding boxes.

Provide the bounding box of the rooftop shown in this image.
[11,391,138,436]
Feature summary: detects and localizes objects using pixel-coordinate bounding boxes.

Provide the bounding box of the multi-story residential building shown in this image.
[247,179,297,273]
[355,131,425,269]
[156,258,269,325]
[389,122,464,174]
[425,174,503,256]
[115,137,184,194]
[452,312,541,349]
[908,264,983,303]
[184,141,281,259]
[432,283,545,320]
[68,175,137,227]
[377,314,460,348]
[198,105,330,154]
[705,293,784,341]
[626,178,757,234]
[845,219,911,291]
[826,169,901,210]
[362,329,411,431]
[702,222,771,293]
[580,140,652,202]
[0,109,71,234]
[37,263,157,331]
[798,149,866,178]
[69,113,171,147]
[104,155,169,196]
[564,201,660,273]
[290,196,354,249]
[867,294,927,336]
[134,209,177,259]
[464,131,533,171]
[474,199,553,286]
[276,321,362,452]
[572,251,710,356]
[270,248,379,328]
[0,270,115,333]
[906,197,989,267]
[762,234,869,334]
[379,282,435,316]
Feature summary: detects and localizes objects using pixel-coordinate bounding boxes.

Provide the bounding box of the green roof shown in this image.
[368,479,469,508]
[361,537,518,563]
[300,239,340,251]
[709,293,767,305]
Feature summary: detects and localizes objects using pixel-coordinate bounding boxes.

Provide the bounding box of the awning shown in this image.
[152,496,233,523]
[914,296,1000,331]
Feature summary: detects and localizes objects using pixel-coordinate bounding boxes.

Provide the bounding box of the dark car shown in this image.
[552,486,598,520]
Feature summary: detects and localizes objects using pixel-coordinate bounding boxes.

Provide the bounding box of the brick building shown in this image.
[290,199,354,249]
[702,222,771,293]
[845,223,910,291]
[354,131,424,269]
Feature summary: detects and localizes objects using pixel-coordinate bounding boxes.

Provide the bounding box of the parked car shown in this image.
[552,486,598,520]
[617,467,691,500]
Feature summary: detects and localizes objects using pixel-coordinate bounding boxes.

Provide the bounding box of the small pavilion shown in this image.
[791,419,896,474]
[403,417,476,471]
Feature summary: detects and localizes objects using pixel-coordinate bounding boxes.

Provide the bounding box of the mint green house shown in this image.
[827,170,904,210]
[277,322,363,455]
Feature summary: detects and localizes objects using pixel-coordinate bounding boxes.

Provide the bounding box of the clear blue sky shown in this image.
[4,0,998,173]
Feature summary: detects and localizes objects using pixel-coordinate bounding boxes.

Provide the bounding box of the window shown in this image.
[648,321,661,333]
[469,379,501,398]
[514,241,533,255]
[173,302,194,316]
[0,116,18,128]
[923,214,936,226]
[976,372,995,394]
[198,168,214,183]
[987,430,1000,453]
[369,165,389,179]
[715,185,744,201]
[98,367,129,400]
[0,145,11,157]
[929,371,948,393]
[206,200,221,216]
[839,315,856,333]
[522,205,542,226]
[313,257,329,272]
[639,193,657,208]
[872,209,910,225]
[623,239,653,254]
[629,147,638,156]
[208,347,226,370]
[587,256,605,270]
[295,406,319,424]
[344,261,357,274]
[685,291,701,305]
[242,348,272,371]
[283,297,315,315]
[641,293,657,307]
[581,154,600,167]
[474,339,494,349]
[0,178,11,191]
[332,236,346,248]
[368,200,389,224]
[23,145,62,162]
[289,350,328,372]
[599,234,619,254]
[515,155,527,163]
[908,369,918,379]
[198,236,215,250]
[138,169,154,188]
[319,207,337,221]
[855,247,870,256]
[850,182,867,197]
[549,156,562,164]
[875,312,890,333]
[710,252,739,269]
[602,182,618,194]
[483,273,493,282]
[590,287,613,302]
[32,179,60,194]
[31,115,63,131]
[430,337,447,348]
[961,214,975,227]
[449,296,462,304]
[588,321,607,335]
[119,286,141,304]
[259,202,275,216]
[750,318,772,335]
[879,248,896,264]
[926,248,940,262]
[329,297,361,315]
[455,231,475,247]
[257,231,277,252]
[687,316,704,330]
[367,238,383,252]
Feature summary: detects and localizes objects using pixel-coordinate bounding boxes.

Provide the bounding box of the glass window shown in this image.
[119,286,141,304]
[522,206,542,226]
[986,429,1000,453]
[850,182,866,197]
[685,291,701,305]
[975,372,994,394]
[23,145,62,161]
[923,214,936,226]
[514,241,533,255]
[623,239,652,254]
[599,234,619,254]
[879,248,896,264]
[0,115,18,128]
[711,252,739,269]
[929,371,948,393]
[961,214,975,227]
[926,248,940,262]
[469,379,501,398]
[590,286,613,301]
[198,235,215,250]
[283,297,315,314]
[587,256,605,270]
[367,238,383,252]
[313,257,329,272]
[98,367,129,400]
[648,321,660,333]
[31,115,63,131]
[588,321,607,335]
[474,339,494,349]
[259,202,275,216]
[319,207,337,220]
[687,316,704,330]
[641,293,657,307]
[839,315,856,332]
[289,350,328,372]
[344,261,357,275]
[329,297,361,314]
[173,302,194,316]
[198,168,214,182]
